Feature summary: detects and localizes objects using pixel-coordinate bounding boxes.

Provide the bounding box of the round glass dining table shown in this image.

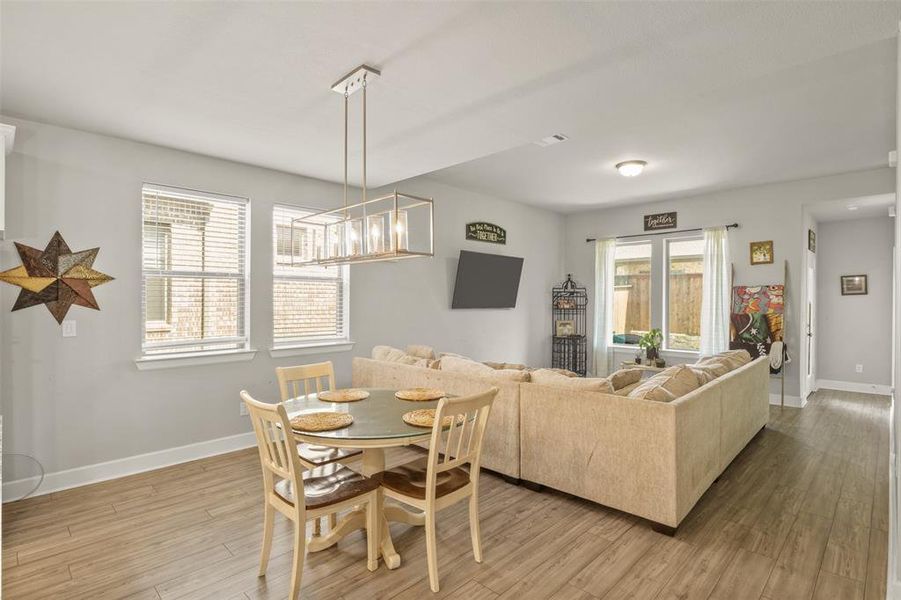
[283,388,441,569]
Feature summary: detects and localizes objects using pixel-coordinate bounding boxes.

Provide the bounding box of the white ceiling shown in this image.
[807,193,896,223]
[2,2,899,213]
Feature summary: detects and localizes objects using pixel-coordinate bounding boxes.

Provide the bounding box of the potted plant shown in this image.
[639,329,664,366]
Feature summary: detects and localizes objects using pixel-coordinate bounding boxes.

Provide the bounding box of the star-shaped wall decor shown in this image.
[0,231,114,323]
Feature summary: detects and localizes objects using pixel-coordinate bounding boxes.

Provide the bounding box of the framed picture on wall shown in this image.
[749,240,774,265]
[840,275,868,296]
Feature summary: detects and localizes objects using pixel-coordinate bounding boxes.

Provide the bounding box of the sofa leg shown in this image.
[521,481,545,493]
[650,522,677,537]
[500,475,521,486]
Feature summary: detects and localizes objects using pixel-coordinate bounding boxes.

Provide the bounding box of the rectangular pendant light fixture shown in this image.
[291,65,434,267]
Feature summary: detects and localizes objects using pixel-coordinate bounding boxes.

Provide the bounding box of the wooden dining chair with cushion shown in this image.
[377,387,499,592]
[276,361,363,534]
[241,390,379,600]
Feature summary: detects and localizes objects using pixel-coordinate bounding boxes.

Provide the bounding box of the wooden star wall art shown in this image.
[0,231,114,323]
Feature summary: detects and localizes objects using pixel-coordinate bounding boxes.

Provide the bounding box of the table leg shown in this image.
[362,448,401,570]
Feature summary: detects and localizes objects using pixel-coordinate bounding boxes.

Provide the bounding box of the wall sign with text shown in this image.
[466,222,506,244]
[643,212,677,231]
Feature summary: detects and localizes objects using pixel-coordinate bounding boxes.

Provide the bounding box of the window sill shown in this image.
[269,341,355,359]
[135,348,258,371]
[610,344,699,356]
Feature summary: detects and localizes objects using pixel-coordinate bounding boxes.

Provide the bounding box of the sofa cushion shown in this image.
[628,365,700,402]
[406,345,437,360]
[609,368,642,390]
[372,345,429,368]
[440,355,530,382]
[483,361,529,371]
[530,369,614,393]
[541,367,579,377]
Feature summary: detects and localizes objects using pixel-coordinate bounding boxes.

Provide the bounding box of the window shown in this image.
[666,238,704,351]
[272,205,349,347]
[141,184,249,356]
[612,242,651,345]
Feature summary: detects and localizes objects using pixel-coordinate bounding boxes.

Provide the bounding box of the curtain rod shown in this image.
[585,223,739,243]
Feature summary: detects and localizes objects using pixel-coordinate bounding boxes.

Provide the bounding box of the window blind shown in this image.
[141,184,249,356]
[273,205,349,346]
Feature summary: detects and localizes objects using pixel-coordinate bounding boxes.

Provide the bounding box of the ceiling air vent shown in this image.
[534,133,569,147]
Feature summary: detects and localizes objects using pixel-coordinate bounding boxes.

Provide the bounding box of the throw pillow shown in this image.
[372,345,430,368]
[372,345,408,363]
[483,361,529,371]
[628,365,700,402]
[406,344,437,360]
[609,368,642,390]
[688,359,730,385]
[715,349,752,370]
[530,369,614,393]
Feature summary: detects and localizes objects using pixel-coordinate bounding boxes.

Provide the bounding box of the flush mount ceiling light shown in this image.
[847,204,859,211]
[291,65,434,267]
[615,160,647,177]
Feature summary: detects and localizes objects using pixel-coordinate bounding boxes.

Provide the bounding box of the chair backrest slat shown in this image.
[242,390,306,517]
[426,388,498,496]
[276,362,336,402]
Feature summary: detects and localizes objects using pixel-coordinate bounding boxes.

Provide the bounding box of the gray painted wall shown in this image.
[1,117,563,479]
[563,168,895,399]
[816,216,893,386]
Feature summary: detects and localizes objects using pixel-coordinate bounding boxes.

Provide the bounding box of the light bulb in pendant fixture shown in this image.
[616,160,647,177]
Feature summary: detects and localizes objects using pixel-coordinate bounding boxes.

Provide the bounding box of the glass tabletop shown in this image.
[283,388,445,441]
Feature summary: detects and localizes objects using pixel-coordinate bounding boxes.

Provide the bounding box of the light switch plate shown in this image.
[62,320,77,337]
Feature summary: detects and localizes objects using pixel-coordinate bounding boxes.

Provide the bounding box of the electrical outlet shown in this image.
[855,364,864,374]
[62,320,76,337]
[239,402,248,416]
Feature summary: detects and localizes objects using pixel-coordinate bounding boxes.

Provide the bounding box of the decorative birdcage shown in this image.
[552,274,587,376]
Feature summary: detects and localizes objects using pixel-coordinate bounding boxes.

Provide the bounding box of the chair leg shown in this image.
[365,495,378,572]
[288,519,306,600]
[313,517,322,537]
[425,510,440,593]
[258,501,275,577]
[469,493,482,563]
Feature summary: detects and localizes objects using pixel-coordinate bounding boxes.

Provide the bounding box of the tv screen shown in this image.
[452,250,524,309]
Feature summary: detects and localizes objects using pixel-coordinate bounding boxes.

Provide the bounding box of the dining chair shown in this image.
[276,361,363,535]
[241,390,379,600]
[377,387,499,592]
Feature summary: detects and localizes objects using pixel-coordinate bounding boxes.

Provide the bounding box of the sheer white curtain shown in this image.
[699,226,731,355]
[593,238,616,376]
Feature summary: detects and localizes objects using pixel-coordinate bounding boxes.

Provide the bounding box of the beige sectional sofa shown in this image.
[352,351,769,530]
[352,357,524,479]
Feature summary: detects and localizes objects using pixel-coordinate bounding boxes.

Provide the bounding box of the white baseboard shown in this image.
[2,431,256,502]
[770,393,805,408]
[816,379,892,396]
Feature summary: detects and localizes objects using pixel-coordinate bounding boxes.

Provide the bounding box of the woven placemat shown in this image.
[291,412,353,432]
[402,409,461,429]
[318,389,370,403]
[396,387,446,402]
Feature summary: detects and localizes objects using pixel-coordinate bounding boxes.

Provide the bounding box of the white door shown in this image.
[806,261,816,397]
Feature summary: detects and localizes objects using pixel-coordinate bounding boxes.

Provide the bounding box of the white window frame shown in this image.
[136,183,254,369]
[270,203,352,357]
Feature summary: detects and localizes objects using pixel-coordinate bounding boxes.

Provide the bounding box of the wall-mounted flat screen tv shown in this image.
[451,250,524,309]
